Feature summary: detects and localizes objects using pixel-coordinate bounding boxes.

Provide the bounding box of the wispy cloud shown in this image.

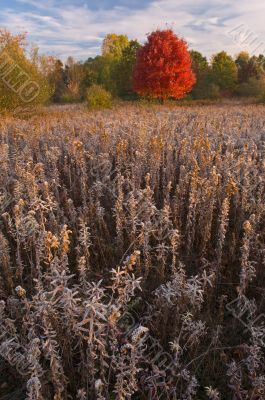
[0,0,265,60]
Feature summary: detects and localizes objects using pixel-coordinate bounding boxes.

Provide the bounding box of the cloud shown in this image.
[0,0,265,60]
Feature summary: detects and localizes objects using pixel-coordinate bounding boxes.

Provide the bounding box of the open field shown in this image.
[0,104,265,399]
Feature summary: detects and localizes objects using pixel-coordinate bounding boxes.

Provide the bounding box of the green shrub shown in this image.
[257,90,265,103]
[207,83,220,99]
[86,84,112,109]
[61,93,78,104]
[236,77,265,97]
[191,81,220,100]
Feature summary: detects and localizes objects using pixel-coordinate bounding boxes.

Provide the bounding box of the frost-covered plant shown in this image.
[0,104,264,399]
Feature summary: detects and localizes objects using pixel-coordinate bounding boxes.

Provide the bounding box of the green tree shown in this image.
[190,50,208,76]
[212,51,237,95]
[85,55,117,94]
[50,59,66,102]
[235,51,251,83]
[83,57,99,88]
[190,50,213,99]
[112,40,141,98]
[83,34,136,97]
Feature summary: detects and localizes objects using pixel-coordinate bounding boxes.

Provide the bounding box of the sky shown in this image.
[1,0,265,61]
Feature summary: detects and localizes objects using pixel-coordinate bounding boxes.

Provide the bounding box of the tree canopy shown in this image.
[212,51,238,94]
[133,29,196,100]
[101,34,129,58]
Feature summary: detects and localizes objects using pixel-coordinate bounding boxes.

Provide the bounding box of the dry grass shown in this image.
[0,104,264,399]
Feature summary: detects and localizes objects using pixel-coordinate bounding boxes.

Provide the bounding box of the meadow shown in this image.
[0,103,264,399]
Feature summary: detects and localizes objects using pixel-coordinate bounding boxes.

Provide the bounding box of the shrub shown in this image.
[86,84,112,109]
[61,93,78,104]
[257,90,265,103]
[191,80,220,100]
[236,77,265,97]
[207,83,220,99]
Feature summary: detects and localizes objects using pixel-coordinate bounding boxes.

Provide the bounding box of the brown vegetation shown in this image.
[0,104,264,399]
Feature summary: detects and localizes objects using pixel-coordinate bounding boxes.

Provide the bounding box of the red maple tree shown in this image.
[133,29,196,100]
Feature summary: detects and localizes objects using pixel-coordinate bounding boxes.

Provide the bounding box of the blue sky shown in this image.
[1,0,265,60]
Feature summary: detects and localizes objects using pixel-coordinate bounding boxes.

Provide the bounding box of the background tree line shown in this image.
[1,28,265,112]
[42,38,265,103]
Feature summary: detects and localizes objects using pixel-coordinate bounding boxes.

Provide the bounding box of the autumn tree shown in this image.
[0,29,51,112]
[248,55,265,80]
[132,29,196,101]
[101,34,129,58]
[31,49,66,102]
[63,56,86,102]
[235,52,265,98]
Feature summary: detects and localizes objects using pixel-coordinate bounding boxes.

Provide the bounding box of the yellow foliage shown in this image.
[0,29,52,113]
